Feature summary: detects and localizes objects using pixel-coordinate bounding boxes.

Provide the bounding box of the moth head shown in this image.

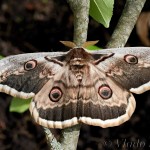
[60,40,99,48]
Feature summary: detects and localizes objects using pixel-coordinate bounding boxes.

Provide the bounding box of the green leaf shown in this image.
[89,0,114,28]
[9,97,31,113]
[86,45,101,50]
[0,55,4,59]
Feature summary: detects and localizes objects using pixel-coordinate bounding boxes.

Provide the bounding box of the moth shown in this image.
[0,42,149,129]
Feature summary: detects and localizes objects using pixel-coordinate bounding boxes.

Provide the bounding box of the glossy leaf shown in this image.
[87,45,101,50]
[89,0,114,28]
[10,97,31,113]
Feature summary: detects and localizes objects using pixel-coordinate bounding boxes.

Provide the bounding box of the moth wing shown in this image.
[91,47,150,94]
[0,52,65,99]
[30,61,136,129]
[79,64,136,128]
[30,66,80,129]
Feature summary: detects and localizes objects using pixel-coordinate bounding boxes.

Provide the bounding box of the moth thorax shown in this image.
[70,65,84,82]
[70,58,86,70]
[69,59,88,83]
[75,72,83,82]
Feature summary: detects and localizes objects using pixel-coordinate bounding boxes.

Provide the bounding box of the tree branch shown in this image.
[44,127,61,150]
[60,125,81,150]
[59,0,90,149]
[44,0,90,149]
[67,0,90,46]
[107,0,147,48]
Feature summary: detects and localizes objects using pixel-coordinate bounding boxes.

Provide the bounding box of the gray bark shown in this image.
[107,0,147,48]
[67,0,90,46]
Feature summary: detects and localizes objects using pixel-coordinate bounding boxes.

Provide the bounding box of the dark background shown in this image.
[0,0,150,149]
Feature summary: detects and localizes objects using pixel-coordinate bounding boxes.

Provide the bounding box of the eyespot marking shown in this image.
[124,54,138,64]
[24,60,37,71]
[98,85,112,99]
[49,87,62,102]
